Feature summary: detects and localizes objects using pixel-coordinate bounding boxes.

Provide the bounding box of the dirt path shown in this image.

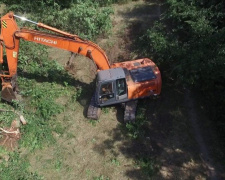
[98,0,161,63]
[185,91,220,180]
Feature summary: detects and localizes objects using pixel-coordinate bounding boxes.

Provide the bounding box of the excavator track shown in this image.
[87,93,101,120]
[124,100,138,123]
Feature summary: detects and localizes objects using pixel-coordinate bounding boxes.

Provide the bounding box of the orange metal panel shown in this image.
[112,58,161,100]
[15,29,110,70]
[1,12,20,77]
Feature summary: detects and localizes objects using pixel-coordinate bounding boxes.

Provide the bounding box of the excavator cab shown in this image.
[96,68,128,106]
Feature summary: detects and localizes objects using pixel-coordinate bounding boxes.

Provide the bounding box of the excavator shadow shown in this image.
[16,68,96,117]
[3,68,128,123]
[115,104,127,124]
[17,68,88,89]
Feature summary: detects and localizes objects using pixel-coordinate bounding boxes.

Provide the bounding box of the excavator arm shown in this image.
[0,12,110,102]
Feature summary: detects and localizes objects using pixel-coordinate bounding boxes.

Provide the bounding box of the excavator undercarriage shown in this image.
[87,93,101,120]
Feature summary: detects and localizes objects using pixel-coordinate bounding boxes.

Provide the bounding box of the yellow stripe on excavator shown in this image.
[2,20,7,28]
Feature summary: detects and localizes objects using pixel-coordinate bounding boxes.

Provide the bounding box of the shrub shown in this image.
[140,0,225,147]
[3,0,113,40]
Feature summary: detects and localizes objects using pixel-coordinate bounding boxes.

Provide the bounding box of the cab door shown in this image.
[115,78,127,101]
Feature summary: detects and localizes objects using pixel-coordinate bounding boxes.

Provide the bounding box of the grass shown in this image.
[93,175,110,180]
[0,151,43,180]
[17,78,70,150]
[111,158,120,166]
[88,119,100,126]
[123,102,148,139]
[135,157,160,177]
[0,56,83,178]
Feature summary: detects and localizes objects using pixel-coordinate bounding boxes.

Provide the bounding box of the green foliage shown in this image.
[3,0,135,11]
[93,0,135,6]
[3,0,73,12]
[135,158,159,177]
[71,87,82,102]
[0,12,84,149]
[3,0,113,40]
[125,103,148,139]
[16,60,82,150]
[16,77,81,151]
[111,158,120,166]
[141,0,225,84]
[18,78,66,149]
[93,175,110,180]
[102,107,110,114]
[10,39,80,150]
[64,3,112,39]
[0,152,43,180]
[21,81,63,119]
[88,119,99,127]
[140,0,225,148]
[54,159,62,171]
[18,41,74,84]
[0,110,16,127]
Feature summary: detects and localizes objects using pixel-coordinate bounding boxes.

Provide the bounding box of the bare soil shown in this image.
[26,1,224,179]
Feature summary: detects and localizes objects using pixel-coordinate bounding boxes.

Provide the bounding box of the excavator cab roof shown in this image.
[129,66,156,82]
[97,67,125,82]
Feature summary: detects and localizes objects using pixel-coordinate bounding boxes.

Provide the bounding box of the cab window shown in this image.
[116,78,126,96]
[100,82,114,103]
[100,83,113,95]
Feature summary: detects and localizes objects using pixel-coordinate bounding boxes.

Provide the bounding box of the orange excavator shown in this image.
[0,12,161,122]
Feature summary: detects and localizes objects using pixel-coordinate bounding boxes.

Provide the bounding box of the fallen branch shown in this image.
[0,127,20,135]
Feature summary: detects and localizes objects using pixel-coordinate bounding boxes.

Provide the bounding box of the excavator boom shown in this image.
[0,12,110,101]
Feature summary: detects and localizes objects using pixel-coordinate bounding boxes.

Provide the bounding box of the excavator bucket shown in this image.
[1,84,16,102]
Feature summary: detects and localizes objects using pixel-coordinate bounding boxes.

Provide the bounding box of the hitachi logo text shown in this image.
[34,37,57,45]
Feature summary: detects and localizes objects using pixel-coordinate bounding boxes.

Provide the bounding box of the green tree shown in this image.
[140,0,225,145]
